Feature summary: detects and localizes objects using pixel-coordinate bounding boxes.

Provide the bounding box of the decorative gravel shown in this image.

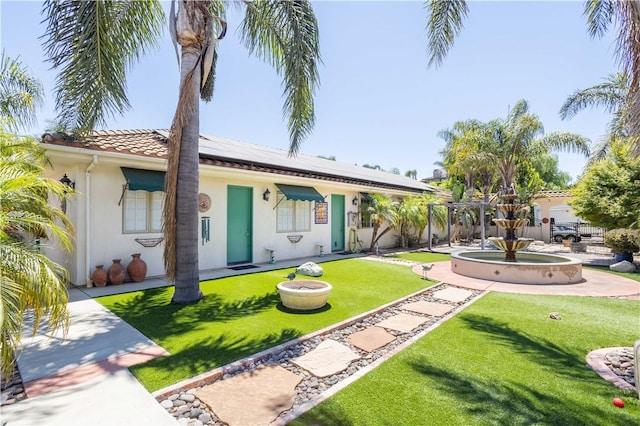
[157,281,482,425]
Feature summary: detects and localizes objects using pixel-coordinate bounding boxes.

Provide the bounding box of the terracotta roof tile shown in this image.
[41,129,436,194]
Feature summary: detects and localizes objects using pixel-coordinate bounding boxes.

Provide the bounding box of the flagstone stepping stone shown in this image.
[348,327,397,352]
[292,339,359,378]
[403,300,456,316]
[375,313,429,333]
[195,365,301,426]
[432,287,473,303]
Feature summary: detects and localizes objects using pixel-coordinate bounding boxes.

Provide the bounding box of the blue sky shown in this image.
[1,1,617,182]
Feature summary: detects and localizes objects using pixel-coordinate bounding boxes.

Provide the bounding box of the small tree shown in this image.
[571,142,640,230]
[367,194,398,251]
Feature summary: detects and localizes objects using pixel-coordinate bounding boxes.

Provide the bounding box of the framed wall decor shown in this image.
[315,201,328,224]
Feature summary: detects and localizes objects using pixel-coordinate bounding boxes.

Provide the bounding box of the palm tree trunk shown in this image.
[171,44,202,304]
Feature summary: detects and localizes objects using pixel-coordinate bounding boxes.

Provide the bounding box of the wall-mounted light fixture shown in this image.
[59,174,74,214]
[263,188,271,202]
[60,174,75,190]
[352,196,359,206]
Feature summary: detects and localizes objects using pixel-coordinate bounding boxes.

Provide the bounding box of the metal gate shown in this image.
[550,220,605,245]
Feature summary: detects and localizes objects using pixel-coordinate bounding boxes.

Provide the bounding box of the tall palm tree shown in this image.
[560,72,630,162]
[584,1,640,153]
[0,127,74,378]
[0,53,44,132]
[42,0,321,304]
[488,100,590,189]
[425,0,640,155]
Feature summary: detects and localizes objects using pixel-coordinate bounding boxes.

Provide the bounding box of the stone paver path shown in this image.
[402,300,456,316]
[292,339,360,378]
[348,327,397,353]
[375,313,429,333]
[432,287,474,302]
[195,365,301,426]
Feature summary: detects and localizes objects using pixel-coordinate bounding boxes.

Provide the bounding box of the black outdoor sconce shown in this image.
[352,196,359,206]
[263,188,271,202]
[60,174,75,190]
[59,174,74,214]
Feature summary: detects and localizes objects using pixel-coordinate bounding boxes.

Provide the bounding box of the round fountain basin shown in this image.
[451,251,582,284]
[277,280,332,310]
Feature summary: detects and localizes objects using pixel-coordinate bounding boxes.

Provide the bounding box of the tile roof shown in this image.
[42,129,436,194]
[535,190,573,198]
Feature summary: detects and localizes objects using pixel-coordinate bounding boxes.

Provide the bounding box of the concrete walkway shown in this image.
[2,249,638,425]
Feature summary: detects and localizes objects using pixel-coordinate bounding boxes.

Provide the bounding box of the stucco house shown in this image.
[41,130,436,286]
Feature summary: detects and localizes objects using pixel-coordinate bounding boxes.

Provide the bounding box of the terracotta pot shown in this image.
[108,259,126,285]
[127,253,147,283]
[91,265,108,287]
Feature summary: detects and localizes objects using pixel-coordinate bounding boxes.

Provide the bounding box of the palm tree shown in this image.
[425,0,640,155]
[488,100,590,189]
[560,72,630,162]
[0,126,74,378]
[42,0,321,304]
[0,53,44,132]
[438,119,495,201]
[367,193,398,251]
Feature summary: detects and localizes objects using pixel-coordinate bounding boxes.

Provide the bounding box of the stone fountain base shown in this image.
[451,251,583,284]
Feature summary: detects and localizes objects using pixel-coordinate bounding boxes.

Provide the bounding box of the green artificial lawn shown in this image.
[585,265,640,282]
[291,293,640,425]
[98,257,444,391]
[384,251,451,263]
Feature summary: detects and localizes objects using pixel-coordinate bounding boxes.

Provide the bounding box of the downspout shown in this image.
[85,155,98,284]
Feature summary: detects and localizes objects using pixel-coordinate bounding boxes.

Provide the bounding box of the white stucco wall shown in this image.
[45,147,415,285]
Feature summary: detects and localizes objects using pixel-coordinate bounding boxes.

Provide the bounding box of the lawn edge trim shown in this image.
[152,281,439,400]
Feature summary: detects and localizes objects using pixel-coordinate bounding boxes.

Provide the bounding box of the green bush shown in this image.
[604,228,640,254]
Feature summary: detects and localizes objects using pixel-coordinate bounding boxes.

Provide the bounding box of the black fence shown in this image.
[550,221,606,245]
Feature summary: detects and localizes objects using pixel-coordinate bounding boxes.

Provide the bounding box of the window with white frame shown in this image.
[276,193,311,232]
[359,197,374,228]
[123,190,164,233]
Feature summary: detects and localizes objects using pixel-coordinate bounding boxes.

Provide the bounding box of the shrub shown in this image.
[604,229,640,254]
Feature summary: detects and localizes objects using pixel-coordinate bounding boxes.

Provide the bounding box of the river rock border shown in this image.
[154,282,484,426]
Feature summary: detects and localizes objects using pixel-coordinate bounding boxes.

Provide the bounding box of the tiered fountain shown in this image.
[488,185,533,262]
[451,185,583,284]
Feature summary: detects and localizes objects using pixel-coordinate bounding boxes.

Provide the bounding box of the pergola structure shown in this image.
[427,202,493,251]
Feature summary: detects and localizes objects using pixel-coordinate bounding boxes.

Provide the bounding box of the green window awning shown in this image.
[120,167,165,192]
[360,192,373,202]
[275,183,324,202]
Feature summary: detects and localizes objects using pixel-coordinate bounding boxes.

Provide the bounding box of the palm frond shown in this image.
[538,132,591,157]
[0,128,72,378]
[559,72,628,119]
[241,0,321,155]
[583,0,614,38]
[425,0,468,68]
[41,0,164,133]
[0,52,44,131]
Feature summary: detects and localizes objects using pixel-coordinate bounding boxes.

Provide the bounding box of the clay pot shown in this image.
[127,253,147,283]
[91,265,108,287]
[108,259,126,285]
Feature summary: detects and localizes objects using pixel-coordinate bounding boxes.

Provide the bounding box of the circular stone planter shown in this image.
[276,280,332,310]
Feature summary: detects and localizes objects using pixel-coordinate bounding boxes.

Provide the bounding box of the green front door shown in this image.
[227,186,253,264]
[331,194,345,252]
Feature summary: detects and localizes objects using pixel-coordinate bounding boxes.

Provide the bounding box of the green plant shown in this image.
[604,228,640,254]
